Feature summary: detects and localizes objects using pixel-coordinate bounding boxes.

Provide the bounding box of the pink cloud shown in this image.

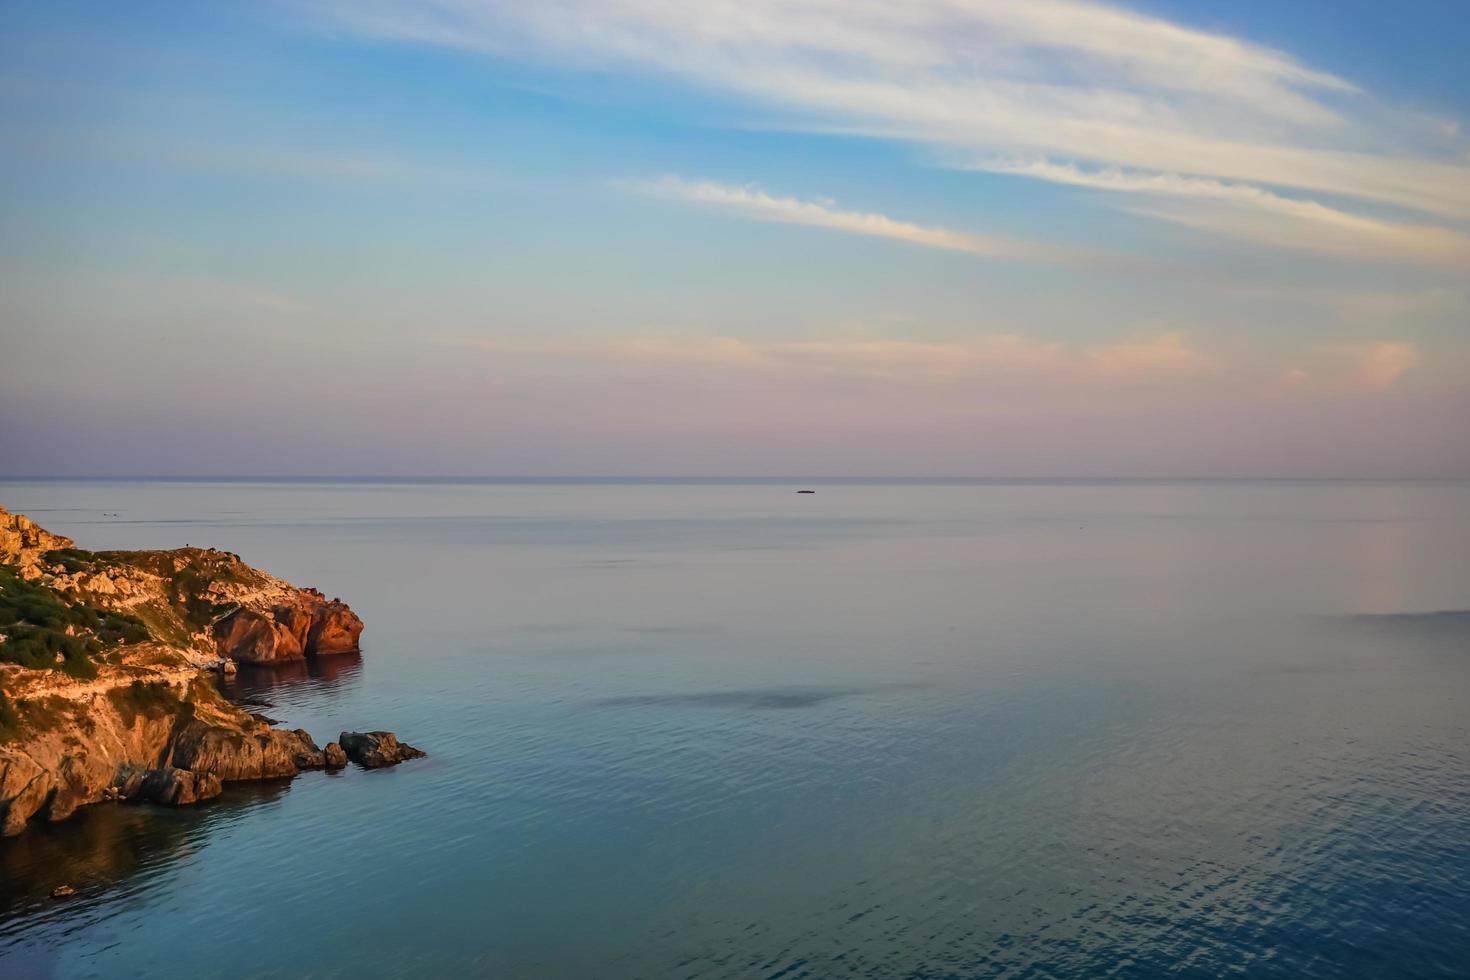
[1350,341,1418,390]
[456,330,1217,386]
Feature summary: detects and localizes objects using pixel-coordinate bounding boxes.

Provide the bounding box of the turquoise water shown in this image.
[0,479,1467,978]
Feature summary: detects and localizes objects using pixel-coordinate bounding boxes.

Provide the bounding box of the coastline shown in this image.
[0,504,422,837]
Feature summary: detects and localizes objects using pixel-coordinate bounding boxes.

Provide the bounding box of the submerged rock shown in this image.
[338,731,426,769]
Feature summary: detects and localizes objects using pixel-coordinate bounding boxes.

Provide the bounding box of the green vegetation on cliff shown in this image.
[0,692,18,740]
[0,565,151,678]
[40,546,257,650]
[108,679,193,727]
[0,505,393,837]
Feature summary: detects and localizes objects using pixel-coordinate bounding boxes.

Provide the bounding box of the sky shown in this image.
[1,0,1467,477]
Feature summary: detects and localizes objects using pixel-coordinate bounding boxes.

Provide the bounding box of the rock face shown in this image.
[0,677,426,836]
[212,595,363,665]
[0,678,327,834]
[168,716,325,780]
[338,731,427,769]
[0,506,75,580]
[126,767,224,806]
[3,503,365,668]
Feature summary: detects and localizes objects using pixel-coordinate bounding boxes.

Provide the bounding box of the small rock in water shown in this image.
[52,885,75,899]
[323,742,349,770]
[796,489,816,494]
[339,731,426,769]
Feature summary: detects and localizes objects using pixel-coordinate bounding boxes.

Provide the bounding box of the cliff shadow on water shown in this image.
[220,651,364,700]
[0,649,375,932]
[0,778,295,917]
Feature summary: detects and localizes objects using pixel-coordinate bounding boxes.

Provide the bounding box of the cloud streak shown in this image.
[453,330,1429,396]
[975,160,1470,267]
[456,330,1216,387]
[623,176,1068,262]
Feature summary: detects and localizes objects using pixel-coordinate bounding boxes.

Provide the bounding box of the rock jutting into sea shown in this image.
[339,730,427,769]
[0,504,424,836]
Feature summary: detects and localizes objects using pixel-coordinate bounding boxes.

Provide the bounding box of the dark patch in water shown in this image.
[0,779,294,919]
[618,625,717,636]
[1342,610,1470,638]
[220,651,364,695]
[591,687,870,710]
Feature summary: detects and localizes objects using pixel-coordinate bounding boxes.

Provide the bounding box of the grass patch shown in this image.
[0,692,19,741]
[31,547,264,651]
[42,548,103,575]
[107,680,185,726]
[0,566,152,677]
[167,553,255,632]
[16,695,75,735]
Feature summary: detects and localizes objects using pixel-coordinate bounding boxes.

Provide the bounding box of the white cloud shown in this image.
[303,0,1470,230]
[623,176,1067,262]
[1133,203,1470,267]
[977,160,1470,266]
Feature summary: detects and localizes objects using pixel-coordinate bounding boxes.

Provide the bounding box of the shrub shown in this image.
[0,566,151,675]
[108,680,181,725]
[0,692,18,740]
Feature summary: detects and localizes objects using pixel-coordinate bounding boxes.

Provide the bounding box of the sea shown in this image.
[0,478,1466,978]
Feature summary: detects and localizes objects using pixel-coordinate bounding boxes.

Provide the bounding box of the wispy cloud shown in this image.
[1349,341,1418,390]
[976,160,1470,267]
[1134,202,1470,268]
[1330,287,1467,322]
[622,176,1068,262]
[303,0,1470,240]
[453,329,1433,396]
[455,330,1218,386]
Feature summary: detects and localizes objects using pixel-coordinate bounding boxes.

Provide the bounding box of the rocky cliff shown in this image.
[0,507,75,576]
[0,504,418,837]
[7,512,364,667]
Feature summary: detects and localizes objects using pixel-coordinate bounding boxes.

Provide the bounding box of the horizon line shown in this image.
[2,475,1467,484]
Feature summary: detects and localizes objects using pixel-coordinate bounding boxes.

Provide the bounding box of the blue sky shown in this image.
[1,1,1467,476]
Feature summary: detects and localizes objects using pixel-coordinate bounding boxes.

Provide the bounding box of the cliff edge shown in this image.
[3,504,362,668]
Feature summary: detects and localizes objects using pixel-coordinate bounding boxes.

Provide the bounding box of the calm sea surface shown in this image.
[0,479,1466,979]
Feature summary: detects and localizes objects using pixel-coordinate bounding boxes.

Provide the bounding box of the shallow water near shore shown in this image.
[1,478,1467,978]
